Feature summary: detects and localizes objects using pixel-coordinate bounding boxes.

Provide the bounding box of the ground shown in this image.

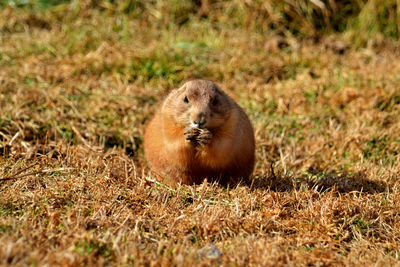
[1,1,400,266]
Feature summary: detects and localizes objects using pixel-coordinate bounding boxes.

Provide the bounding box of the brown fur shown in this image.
[144,80,255,186]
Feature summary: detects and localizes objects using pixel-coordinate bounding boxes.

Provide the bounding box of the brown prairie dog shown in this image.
[144,80,255,186]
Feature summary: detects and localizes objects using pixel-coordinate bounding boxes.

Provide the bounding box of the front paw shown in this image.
[184,127,201,142]
[197,128,213,146]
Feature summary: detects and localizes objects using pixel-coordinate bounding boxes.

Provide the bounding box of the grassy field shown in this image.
[1,1,400,266]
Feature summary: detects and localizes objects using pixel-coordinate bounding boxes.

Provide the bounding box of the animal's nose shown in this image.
[193,113,206,128]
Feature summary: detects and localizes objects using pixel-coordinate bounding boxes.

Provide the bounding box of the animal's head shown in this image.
[164,80,233,129]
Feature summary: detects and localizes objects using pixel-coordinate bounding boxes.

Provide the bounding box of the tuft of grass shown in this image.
[74,240,115,260]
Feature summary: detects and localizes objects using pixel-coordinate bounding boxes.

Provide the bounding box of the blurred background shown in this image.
[2,0,399,45]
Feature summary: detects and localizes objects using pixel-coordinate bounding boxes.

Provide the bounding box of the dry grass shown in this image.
[1,1,400,266]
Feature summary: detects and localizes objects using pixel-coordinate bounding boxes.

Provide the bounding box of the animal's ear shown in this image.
[214,83,223,93]
[177,84,186,93]
[168,84,185,97]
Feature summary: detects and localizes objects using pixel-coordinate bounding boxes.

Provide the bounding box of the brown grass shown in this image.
[1,2,400,266]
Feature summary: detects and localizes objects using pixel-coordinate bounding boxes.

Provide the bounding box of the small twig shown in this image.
[0,167,73,182]
[0,171,44,182]
[202,198,234,206]
[9,132,20,145]
[70,123,89,146]
[70,123,103,152]
[1,162,37,180]
[270,161,277,180]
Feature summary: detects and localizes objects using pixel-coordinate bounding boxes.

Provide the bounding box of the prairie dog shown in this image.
[144,80,255,186]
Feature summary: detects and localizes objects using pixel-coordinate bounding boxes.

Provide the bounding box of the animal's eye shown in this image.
[212,97,218,106]
[184,96,189,103]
